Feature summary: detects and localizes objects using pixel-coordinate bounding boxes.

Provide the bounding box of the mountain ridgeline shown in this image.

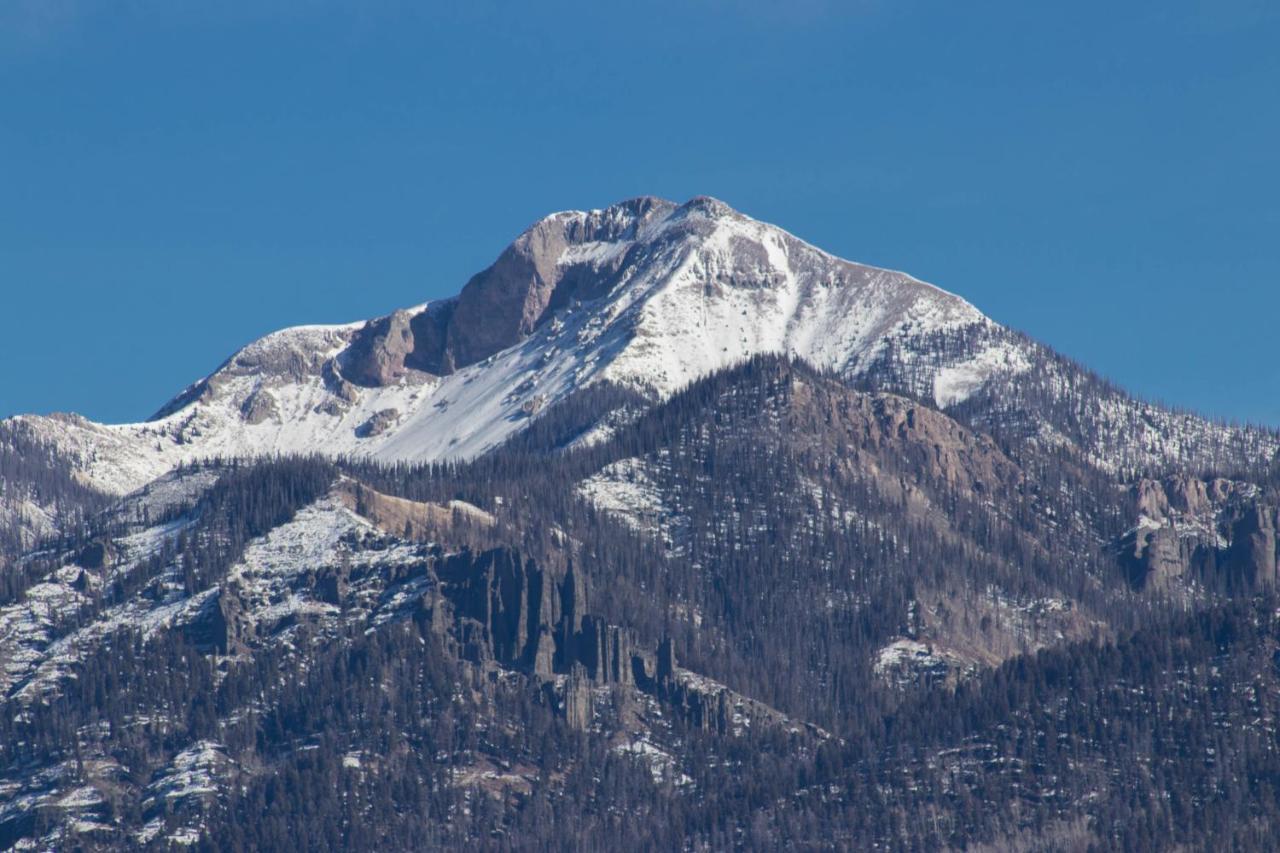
[2,198,1279,850]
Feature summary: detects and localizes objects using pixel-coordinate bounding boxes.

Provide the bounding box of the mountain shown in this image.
[3,198,1280,850]
[3,197,1000,494]
[9,196,1274,510]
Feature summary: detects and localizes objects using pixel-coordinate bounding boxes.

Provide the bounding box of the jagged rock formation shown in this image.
[434,548,563,672]
[420,542,788,737]
[337,200,679,383]
[342,309,422,387]
[1121,474,1279,592]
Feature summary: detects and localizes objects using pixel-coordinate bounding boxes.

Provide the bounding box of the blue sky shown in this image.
[2,0,1277,425]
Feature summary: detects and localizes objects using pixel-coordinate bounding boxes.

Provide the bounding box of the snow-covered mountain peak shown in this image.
[6,196,1031,496]
[536,195,992,396]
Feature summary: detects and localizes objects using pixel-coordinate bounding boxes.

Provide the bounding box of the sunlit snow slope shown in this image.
[6,196,1026,497]
[39,191,1278,501]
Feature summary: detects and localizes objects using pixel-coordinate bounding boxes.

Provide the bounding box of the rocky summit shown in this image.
[2,198,1280,850]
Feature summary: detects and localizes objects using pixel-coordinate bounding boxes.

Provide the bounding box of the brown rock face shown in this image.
[1166,475,1211,516]
[441,219,571,369]
[405,300,455,374]
[441,196,673,368]
[532,629,556,677]
[576,616,634,686]
[433,549,548,668]
[335,197,677,387]
[1121,475,1280,593]
[342,309,419,387]
[1133,479,1171,521]
[183,589,252,655]
[780,376,1023,499]
[1126,526,1192,591]
[1229,504,1279,588]
[418,538,651,697]
[560,673,594,731]
[240,388,279,425]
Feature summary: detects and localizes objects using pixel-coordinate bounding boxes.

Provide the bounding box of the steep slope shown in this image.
[563,358,1117,713]
[2,196,1037,498]
[5,195,1276,572]
[0,421,109,567]
[0,455,824,849]
[3,355,1280,849]
[372,356,1278,713]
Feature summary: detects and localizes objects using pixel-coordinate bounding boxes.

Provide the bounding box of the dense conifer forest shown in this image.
[3,357,1280,850]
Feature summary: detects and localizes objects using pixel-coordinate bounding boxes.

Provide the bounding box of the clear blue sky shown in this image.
[2,1,1277,425]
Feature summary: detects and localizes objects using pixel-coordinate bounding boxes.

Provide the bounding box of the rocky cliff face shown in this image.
[333,197,680,387]
[441,196,678,370]
[1121,475,1279,592]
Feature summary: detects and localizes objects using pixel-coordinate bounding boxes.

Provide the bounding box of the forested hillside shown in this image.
[3,357,1279,849]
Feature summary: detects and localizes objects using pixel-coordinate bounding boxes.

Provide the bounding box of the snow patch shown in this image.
[932,341,1032,408]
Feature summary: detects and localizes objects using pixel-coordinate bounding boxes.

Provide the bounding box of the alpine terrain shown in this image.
[3,197,1280,850]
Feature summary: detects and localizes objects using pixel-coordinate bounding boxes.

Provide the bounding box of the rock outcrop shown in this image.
[182,588,253,656]
[1122,476,1279,592]
[419,542,812,738]
[1228,503,1279,588]
[342,309,420,387]
[331,197,680,387]
[439,196,675,369]
[436,549,531,666]
[356,408,400,438]
[240,388,279,425]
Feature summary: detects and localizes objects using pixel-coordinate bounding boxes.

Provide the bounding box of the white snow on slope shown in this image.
[0,497,58,551]
[0,517,196,700]
[932,341,1032,408]
[596,206,985,396]
[5,197,1023,499]
[147,741,229,805]
[10,324,436,496]
[222,494,419,633]
[0,492,426,709]
[136,741,236,848]
[577,457,683,536]
[577,458,668,529]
